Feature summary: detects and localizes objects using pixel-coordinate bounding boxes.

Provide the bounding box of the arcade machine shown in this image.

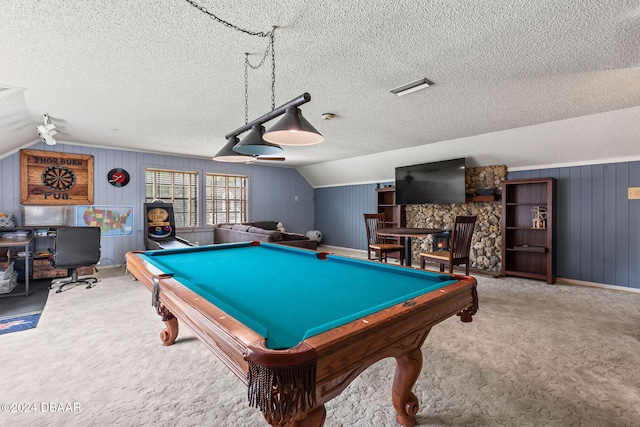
[144,201,193,250]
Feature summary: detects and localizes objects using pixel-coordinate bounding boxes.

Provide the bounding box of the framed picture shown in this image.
[76,205,134,237]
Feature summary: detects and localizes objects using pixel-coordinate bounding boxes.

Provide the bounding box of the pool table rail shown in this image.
[303,276,476,425]
[127,251,263,382]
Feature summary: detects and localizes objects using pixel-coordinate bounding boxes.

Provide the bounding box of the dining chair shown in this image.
[419,215,477,274]
[364,213,405,265]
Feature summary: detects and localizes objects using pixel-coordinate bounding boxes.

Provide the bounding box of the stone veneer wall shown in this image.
[405,165,506,273]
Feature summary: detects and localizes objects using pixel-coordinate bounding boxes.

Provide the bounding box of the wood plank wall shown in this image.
[508,162,640,289]
[0,142,315,267]
[4,142,638,289]
[314,183,382,250]
[315,162,640,289]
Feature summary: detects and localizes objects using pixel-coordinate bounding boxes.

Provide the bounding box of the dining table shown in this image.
[375,227,443,267]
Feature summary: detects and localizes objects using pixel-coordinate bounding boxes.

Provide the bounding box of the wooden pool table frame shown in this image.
[126,246,478,427]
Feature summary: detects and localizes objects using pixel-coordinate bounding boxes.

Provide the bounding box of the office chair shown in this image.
[48,226,101,293]
[420,215,477,275]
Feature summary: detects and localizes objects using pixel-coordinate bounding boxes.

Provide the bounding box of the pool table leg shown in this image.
[157,304,179,346]
[262,403,326,426]
[290,404,327,427]
[392,347,423,426]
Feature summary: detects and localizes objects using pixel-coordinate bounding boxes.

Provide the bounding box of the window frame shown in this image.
[205,173,249,225]
[144,167,200,228]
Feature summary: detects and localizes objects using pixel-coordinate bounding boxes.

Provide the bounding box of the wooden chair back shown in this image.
[450,215,477,261]
[363,213,404,264]
[420,215,477,274]
[364,213,386,245]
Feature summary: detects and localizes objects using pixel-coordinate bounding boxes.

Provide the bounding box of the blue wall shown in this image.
[508,163,640,289]
[0,142,315,266]
[314,183,389,251]
[4,142,639,289]
[315,164,640,289]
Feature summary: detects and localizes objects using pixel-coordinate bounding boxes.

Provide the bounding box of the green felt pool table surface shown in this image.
[140,242,459,349]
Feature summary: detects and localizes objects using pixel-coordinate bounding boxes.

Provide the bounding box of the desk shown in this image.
[376,227,442,267]
[0,236,32,298]
[126,241,478,426]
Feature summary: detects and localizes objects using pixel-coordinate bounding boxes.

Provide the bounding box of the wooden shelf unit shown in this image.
[501,178,556,284]
[375,187,406,250]
[465,194,499,202]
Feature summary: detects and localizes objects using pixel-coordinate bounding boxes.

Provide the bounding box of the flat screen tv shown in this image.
[395,158,466,205]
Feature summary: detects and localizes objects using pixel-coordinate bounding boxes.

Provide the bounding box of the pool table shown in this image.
[126,241,478,426]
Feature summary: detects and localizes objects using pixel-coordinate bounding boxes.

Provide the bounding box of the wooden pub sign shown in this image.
[20,149,94,205]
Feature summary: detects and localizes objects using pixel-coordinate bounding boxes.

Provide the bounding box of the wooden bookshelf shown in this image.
[375,187,405,254]
[501,178,556,284]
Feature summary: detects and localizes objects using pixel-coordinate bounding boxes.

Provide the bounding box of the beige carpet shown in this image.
[1,263,639,427]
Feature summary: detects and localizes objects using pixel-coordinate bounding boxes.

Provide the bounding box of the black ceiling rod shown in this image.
[224,93,311,140]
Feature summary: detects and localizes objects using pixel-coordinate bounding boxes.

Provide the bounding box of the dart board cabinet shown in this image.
[20,149,94,205]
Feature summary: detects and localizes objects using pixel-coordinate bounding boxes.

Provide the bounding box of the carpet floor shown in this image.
[0,264,639,426]
[0,278,51,320]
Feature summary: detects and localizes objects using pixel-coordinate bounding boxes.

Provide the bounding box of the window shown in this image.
[145,168,198,227]
[206,174,248,225]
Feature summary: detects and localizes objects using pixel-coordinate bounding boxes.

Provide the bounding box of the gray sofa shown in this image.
[213,221,318,250]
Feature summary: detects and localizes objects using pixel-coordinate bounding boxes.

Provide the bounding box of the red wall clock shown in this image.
[108,168,130,187]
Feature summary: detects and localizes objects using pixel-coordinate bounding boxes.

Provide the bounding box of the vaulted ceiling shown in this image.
[1,1,639,186]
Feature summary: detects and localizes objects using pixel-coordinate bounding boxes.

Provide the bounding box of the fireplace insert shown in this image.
[433,230,451,251]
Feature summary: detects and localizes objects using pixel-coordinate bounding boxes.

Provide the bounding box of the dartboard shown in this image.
[41,166,77,191]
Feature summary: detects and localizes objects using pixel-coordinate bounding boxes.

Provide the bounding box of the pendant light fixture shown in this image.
[233,125,283,156]
[213,137,255,163]
[185,2,323,161]
[263,107,323,146]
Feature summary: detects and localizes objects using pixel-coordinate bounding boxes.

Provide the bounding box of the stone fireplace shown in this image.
[405,165,506,273]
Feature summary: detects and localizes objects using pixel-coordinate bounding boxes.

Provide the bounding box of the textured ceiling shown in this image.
[1,1,640,180]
